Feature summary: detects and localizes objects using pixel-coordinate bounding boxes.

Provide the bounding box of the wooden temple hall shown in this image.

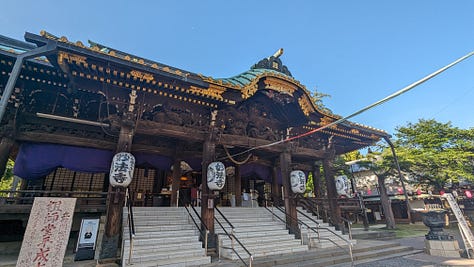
[0,31,390,265]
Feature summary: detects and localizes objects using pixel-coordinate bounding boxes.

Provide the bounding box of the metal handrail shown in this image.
[178,199,209,255]
[265,202,354,267]
[125,189,136,265]
[214,206,253,267]
[214,206,235,229]
[340,217,353,240]
[299,197,355,239]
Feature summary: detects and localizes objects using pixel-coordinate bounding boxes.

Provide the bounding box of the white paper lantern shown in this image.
[109,152,135,187]
[335,175,350,197]
[207,162,226,190]
[290,170,306,194]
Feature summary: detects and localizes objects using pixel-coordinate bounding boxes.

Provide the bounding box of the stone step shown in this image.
[215,224,286,233]
[126,224,195,232]
[213,216,276,223]
[124,246,205,262]
[214,220,282,229]
[124,254,211,267]
[220,233,297,246]
[123,235,200,247]
[221,240,308,260]
[122,207,208,267]
[275,245,414,267]
[221,229,290,239]
[124,229,197,239]
[123,241,203,255]
[238,240,412,267]
[131,220,193,226]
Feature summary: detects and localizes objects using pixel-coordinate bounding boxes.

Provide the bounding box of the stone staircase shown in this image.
[122,207,210,267]
[196,207,309,261]
[200,240,417,267]
[294,207,354,248]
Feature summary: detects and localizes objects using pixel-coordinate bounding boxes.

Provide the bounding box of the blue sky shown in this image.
[2,1,473,136]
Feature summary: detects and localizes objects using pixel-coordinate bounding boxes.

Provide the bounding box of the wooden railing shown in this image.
[0,190,108,213]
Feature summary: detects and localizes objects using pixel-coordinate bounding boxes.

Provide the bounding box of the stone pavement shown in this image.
[3,231,474,266]
[348,236,474,267]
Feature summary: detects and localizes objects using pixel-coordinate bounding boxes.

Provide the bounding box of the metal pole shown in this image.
[384,137,412,223]
[0,42,57,122]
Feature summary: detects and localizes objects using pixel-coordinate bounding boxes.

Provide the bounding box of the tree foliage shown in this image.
[309,90,333,114]
[392,119,474,190]
[0,159,15,194]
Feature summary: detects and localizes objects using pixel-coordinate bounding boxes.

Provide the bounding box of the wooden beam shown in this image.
[16,132,116,150]
[137,120,206,141]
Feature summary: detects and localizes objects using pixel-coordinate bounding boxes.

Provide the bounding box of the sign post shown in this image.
[17,197,76,267]
[74,218,100,261]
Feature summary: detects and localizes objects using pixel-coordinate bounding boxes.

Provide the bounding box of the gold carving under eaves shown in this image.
[298,95,315,116]
[320,116,337,129]
[263,77,296,96]
[130,70,154,82]
[350,129,360,134]
[57,52,87,65]
[241,80,259,99]
[188,84,226,101]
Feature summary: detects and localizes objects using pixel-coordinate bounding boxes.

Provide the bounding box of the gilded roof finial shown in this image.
[272,48,283,58]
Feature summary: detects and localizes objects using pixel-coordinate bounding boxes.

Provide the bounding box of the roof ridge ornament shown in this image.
[272,48,284,59]
[251,48,292,77]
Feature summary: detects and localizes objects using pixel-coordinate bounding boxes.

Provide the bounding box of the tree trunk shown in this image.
[377,173,396,229]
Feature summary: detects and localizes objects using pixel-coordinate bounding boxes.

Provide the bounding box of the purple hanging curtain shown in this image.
[134,152,173,170]
[14,143,177,180]
[240,163,271,182]
[14,143,114,180]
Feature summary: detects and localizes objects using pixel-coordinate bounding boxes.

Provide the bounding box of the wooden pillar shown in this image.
[280,148,299,237]
[0,137,14,179]
[234,165,242,207]
[312,162,322,198]
[323,137,342,230]
[200,138,216,248]
[100,121,134,259]
[271,164,280,202]
[171,158,181,207]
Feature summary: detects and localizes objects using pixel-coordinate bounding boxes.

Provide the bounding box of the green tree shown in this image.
[0,159,15,196]
[393,119,474,191]
[363,148,397,229]
[309,90,333,114]
[305,172,314,197]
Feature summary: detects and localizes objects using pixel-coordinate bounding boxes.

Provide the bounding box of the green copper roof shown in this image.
[216,68,290,87]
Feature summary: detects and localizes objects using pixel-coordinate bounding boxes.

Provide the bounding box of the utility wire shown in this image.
[222,51,474,160]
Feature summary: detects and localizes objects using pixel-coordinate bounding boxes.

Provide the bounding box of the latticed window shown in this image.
[44,168,106,192]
